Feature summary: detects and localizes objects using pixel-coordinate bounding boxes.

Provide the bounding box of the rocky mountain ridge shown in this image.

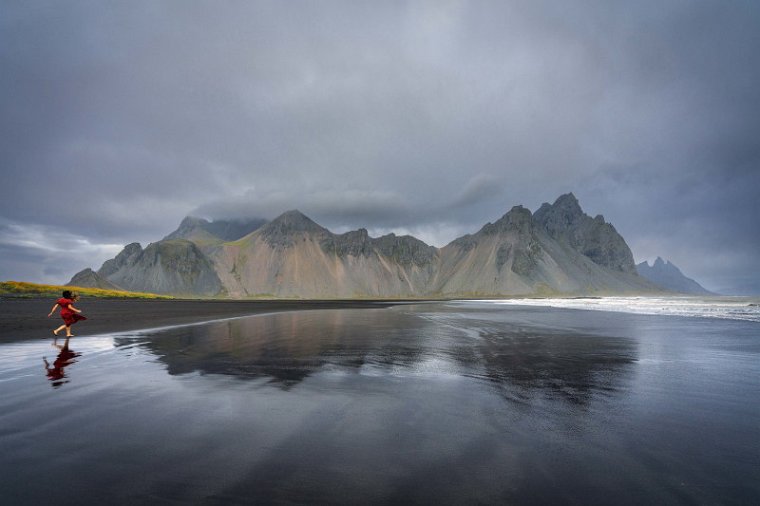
[163,216,267,245]
[68,194,666,298]
[95,240,222,297]
[533,193,636,273]
[67,268,121,290]
[636,257,714,295]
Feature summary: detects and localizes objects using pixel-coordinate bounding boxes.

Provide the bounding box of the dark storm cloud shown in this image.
[1,1,758,293]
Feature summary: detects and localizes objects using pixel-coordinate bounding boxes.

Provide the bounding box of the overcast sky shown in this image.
[1,1,758,294]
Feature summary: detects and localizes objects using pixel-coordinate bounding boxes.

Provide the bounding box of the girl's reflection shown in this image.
[43,337,81,388]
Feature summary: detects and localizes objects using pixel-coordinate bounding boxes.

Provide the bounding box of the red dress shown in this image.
[57,298,87,326]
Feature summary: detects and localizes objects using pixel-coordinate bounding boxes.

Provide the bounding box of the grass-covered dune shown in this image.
[1,281,172,299]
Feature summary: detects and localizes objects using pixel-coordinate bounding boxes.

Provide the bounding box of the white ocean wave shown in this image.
[466,296,760,323]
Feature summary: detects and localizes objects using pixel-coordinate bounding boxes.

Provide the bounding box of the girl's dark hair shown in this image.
[62,290,72,298]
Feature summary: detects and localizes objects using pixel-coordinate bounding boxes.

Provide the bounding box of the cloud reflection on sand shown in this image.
[3,303,757,505]
[116,305,636,404]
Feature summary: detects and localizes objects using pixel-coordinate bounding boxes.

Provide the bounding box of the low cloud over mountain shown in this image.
[69,194,669,298]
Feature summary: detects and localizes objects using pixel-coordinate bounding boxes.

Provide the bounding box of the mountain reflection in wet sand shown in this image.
[2,302,759,505]
[124,305,636,405]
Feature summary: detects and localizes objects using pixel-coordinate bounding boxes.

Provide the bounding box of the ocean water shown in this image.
[1,301,759,505]
[478,295,760,322]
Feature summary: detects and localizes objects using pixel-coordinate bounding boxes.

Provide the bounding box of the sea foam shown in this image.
[470,296,760,323]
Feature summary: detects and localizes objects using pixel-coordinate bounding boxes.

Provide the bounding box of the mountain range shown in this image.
[68,193,689,298]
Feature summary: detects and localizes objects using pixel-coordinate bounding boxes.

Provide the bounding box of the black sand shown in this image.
[3,302,758,504]
[0,297,403,342]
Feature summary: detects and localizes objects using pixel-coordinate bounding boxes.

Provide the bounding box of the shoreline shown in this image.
[0,298,416,344]
[5,294,754,344]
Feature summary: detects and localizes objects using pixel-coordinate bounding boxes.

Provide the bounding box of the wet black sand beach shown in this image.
[1,301,759,504]
[0,297,403,343]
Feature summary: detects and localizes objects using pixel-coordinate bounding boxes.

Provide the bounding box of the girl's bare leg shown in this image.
[65,325,73,337]
[53,324,66,336]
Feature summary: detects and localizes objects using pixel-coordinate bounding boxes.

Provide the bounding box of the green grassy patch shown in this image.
[1,281,173,299]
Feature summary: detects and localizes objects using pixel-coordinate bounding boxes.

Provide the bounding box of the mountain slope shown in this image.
[432,202,654,296]
[533,193,636,273]
[211,211,438,298]
[87,240,223,296]
[67,268,123,290]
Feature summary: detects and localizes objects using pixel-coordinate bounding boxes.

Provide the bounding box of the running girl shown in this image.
[48,290,87,337]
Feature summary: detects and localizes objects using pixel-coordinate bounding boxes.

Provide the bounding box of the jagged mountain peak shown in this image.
[123,242,143,253]
[480,205,534,236]
[97,242,143,278]
[84,239,221,296]
[553,192,582,214]
[258,210,330,247]
[535,193,584,227]
[373,233,437,266]
[67,267,122,290]
[637,257,713,295]
[165,215,267,242]
[321,228,373,258]
[349,228,370,238]
[334,228,372,246]
[642,257,688,278]
[502,205,533,225]
[533,195,635,273]
[555,191,579,205]
[641,257,671,269]
[267,210,322,229]
[164,216,213,241]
